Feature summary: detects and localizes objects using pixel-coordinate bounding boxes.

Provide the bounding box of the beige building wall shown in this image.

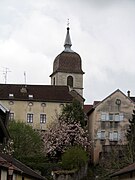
[1,100,65,130]
[88,90,134,164]
[51,72,83,96]
[1,169,7,180]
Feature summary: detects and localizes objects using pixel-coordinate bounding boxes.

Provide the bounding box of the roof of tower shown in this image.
[64,27,73,52]
[50,27,84,77]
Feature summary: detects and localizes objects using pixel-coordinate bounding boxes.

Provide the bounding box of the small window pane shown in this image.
[101,112,108,121]
[109,114,113,121]
[27,114,33,123]
[114,113,120,121]
[110,122,113,129]
[9,113,14,120]
[97,132,101,139]
[109,132,113,141]
[101,131,105,140]
[113,132,118,141]
[120,113,124,121]
[40,114,46,124]
[114,122,118,129]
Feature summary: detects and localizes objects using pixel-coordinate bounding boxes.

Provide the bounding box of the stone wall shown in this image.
[52,165,88,180]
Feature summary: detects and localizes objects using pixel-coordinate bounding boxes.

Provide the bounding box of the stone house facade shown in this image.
[87,89,135,164]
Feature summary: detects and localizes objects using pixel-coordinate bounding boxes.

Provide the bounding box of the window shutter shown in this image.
[109,132,113,140]
[97,131,101,139]
[106,113,109,121]
[113,131,118,141]
[119,113,124,121]
[118,132,121,140]
[115,114,120,122]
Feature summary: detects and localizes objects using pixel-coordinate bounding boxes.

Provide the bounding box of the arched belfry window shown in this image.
[67,76,73,87]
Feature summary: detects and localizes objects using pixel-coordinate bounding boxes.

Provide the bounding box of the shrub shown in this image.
[61,146,88,170]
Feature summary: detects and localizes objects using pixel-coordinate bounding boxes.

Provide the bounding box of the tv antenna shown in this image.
[24,71,27,86]
[3,67,11,84]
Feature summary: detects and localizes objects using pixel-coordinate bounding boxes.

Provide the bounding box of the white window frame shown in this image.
[9,112,14,120]
[113,131,118,141]
[109,131,119,141]
[40,114,46,124]
[101,112,109,121]
[97,131,105,140]
[27,113,33,123]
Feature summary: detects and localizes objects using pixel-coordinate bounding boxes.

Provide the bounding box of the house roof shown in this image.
[110,162,135,177]
[0,152,47,180]
[0,84,73,103]
[87,89,135,116]
[0,104,10,142]
[83,105,93,114]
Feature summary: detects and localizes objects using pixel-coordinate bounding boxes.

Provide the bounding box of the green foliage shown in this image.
[61,146,88,170]
[126,110,135,163]
[21,155,62,179]
[8,120,43,159]
[127,110,135,143]
[60,99,85,127]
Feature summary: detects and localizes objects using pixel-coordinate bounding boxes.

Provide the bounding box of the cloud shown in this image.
[0,0,135,104]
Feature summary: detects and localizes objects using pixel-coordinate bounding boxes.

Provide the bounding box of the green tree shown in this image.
[60,99,85,127]
[126,110,135,163]
[8,120,44,160]
[62,146,88,170]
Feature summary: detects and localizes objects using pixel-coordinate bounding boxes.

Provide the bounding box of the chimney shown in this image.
[127,90,130,97]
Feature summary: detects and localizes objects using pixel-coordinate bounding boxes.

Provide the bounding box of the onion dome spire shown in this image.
[64,21,73,52]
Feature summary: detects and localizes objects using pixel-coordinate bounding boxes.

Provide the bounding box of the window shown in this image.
[114,113,119,121]
[114,122,118,129]
[113,131,118,141]
[28,102,33,106]
[114,113,124,122]
[109,131,118,141]
[40,114,46,124]
[67,76,73,87]
[110,122,113,129]
[101,122,106,129]
[119,113,124,121]
[97,131,105,140]
[28,94,33,99]
[109,132,113,141]
[101,131,105,140]
[101,112,108,121]
[9,94,14,98]
[9,113,14,120]
[27,114,33,123]
[109,114,113,121]
[101,112,123,122]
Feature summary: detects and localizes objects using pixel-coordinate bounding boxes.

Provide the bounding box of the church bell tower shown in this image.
[50,26,84,97]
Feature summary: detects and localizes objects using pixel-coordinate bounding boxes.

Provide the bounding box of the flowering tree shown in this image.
[2,139,14,155]
[42,119,91,160]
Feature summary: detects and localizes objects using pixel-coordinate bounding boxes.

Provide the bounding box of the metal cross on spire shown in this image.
[67,18,70,28]
[64,19,73,52]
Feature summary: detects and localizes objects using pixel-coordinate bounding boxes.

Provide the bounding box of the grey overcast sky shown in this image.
[0,0,135,104]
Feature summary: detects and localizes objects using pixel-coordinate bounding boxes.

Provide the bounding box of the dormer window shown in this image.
[20,87,27,93]
[28,94,33,99]
[9,94,14,98]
